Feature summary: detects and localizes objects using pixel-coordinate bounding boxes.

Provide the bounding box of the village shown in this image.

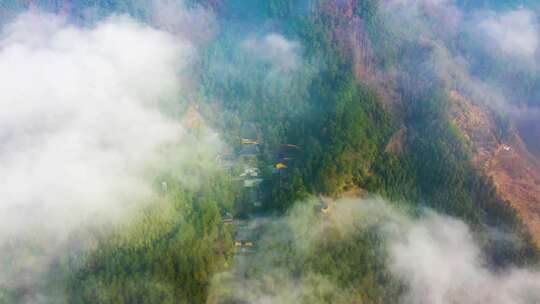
[164,104,340,264]
[216,120,332,282]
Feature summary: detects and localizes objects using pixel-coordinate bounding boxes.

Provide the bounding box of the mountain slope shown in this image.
[449,90,540,248]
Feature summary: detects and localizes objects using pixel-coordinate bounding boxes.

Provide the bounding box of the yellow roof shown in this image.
[276,163,287,170]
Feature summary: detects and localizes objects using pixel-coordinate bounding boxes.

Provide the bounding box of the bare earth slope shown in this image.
[449,91,540,248]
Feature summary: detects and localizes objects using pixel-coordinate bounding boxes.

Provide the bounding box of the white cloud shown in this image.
[478,9,539,60]
[389,211,540,304]
[210,197,540,303]
[242,33,301,72]
[0,11,188,239]
[150,0,217,44]
[0,10,219,296]
[382,0,463,36]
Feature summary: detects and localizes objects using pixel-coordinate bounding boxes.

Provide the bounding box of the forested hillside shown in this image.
[1,0,540,303]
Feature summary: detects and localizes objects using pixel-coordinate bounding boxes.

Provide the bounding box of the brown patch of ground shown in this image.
[353,50,404,120]
[341,186,363,199]
[485,142,540,249]
[385,126,407,155]
[449,91,540,249]
[318,186,364,215]
[448,90,500,166]
[181,103,207,130]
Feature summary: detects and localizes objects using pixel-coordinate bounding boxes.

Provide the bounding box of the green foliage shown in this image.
[63,177,238,304]
[196,3,537,271]
[6,1,538,302]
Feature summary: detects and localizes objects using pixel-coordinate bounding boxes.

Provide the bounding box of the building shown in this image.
[222,212,233,224]
[240,122,259,144]
[244,178,263,188]
[239,144,259,163]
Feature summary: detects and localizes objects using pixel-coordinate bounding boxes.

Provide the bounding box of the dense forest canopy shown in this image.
[1,0,540,303]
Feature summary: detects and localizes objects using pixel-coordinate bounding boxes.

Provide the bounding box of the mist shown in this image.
[390,210,540,304]
[2,1,540,303]
[476,9,538,60]
[0,5,221,301]
[356,0,540,162]
[242,33,302,73]
[209,197,540,304]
